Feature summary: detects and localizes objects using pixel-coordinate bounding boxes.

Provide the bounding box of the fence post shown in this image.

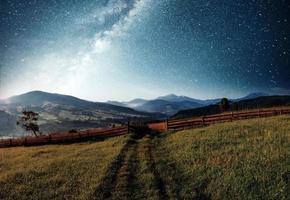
[231,112,234,121]
[127,120,130,134]
[49,135,52,143]
[10,139,12,146]
[202,116,205,126]
[166,118,169,131]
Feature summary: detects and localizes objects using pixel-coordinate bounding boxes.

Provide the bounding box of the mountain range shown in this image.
[172,95,290,119]
[0,91,164,137]
[0,91,277,137]
[107,92,269,115]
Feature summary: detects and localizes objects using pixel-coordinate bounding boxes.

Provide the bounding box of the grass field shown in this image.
[1,115,290,199]
[153,115,290,199]
[0,136,128,200]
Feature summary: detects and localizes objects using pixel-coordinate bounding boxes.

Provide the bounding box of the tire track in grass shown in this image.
[144,133,169,200]
[110,139,138,200]
[92,136,140,200]
[126,142,140,199]
[150,132,183,199]
[92,130,175,200]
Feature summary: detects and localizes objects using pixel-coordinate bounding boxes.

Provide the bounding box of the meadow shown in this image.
[0,136,128,200]
[0,115,290,199]
[153,115,290,199]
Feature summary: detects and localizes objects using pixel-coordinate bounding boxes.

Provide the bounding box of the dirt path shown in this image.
[144,135,169,200]
[92,131,170,200]
[92,138,139,200]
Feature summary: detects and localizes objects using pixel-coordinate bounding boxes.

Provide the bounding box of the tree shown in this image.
[219,98,230,112]
[17,111,41,136]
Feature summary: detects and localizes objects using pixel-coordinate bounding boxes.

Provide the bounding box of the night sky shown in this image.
[0,0,289,101]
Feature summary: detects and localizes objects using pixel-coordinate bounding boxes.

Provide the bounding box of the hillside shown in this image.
[0,91,164,136]
[157,93,221,105]
[134,99,203,115]
[108,93,271,116]
[172,95,290,119]
[0,135,127,199]
[152,115,290,199]
[1,115,289,199]
[0,111,17,136]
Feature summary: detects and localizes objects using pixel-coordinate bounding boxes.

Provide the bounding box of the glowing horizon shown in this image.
[1,0,289,101]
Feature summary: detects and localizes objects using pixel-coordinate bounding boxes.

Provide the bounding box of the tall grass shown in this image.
[1,115,289,199]
[153,115,290,199]
[0,136,127,200]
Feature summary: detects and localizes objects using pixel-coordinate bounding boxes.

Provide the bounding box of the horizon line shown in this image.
[1,90,289,103]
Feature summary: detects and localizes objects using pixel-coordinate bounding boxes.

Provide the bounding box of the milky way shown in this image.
[0,0,289,101]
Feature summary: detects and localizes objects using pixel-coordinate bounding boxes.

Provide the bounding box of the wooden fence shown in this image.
[0,125,129,148]
[148,108,290,132]
[1,107,290,148]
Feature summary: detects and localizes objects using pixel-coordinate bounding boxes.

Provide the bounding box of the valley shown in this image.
[1,91,289,137]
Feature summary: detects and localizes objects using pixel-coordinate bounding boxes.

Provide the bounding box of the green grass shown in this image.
[1,115,290,199]
[91,134,164,200]
[153,115,290,199]
[0,136,128,200]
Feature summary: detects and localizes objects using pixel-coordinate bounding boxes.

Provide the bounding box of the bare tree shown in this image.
[17,111,41,136]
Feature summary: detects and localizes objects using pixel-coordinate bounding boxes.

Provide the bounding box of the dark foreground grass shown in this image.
[92,133,167,200]
[153,115,290,199]
[0,115,290,199]
[0,136,127,200]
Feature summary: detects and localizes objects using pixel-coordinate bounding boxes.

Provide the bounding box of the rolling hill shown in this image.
[0,91,283,136]
[108,96,205,116]
[108,93,271,116]
[157,93,220,105]
[0,91,164,136]
[1,115,289,199]
[172,95,290,119]
[135,99,203,116]
[107,98,148,108]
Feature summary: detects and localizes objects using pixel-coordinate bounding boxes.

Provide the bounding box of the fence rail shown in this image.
[1,107,290,148]
[149,107,290,132]
[0,125,129,148]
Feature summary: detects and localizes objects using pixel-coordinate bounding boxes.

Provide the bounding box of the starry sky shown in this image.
[0,0,289,101]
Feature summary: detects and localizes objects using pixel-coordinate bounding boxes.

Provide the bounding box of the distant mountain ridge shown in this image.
[172,95,290,119]
[107,92,271,115]
[157,94,199,102]
[2,91,159,115]
[108,98,148,108]
[234,92,269,101]
[135,99,203,116]
[0,91,278,136]
[0,91,165,137]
